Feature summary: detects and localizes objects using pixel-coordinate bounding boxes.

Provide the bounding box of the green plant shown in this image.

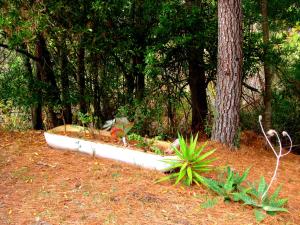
[234,177,288,222]
[77,112,93,128]
[202,167,250,202]
[156,133,216,186]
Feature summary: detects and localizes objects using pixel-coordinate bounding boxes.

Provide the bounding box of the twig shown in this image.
[258,115,292,200]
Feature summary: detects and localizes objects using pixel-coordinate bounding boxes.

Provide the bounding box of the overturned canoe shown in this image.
[44,125,177,172]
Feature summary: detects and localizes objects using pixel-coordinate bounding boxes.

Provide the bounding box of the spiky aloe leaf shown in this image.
[237,192,260,207]
[258,177,267,197]
[178,134,187,158]
[192,171,205,184]
[268,198,288,208]
[235,167,251,184]
[189,133,198,157]
[187,166,193,185]
[155,172,179,183]
[268,186,281,203]
[202,177,224,196]
[224,169,234,192]
[175,163,188,184]
[262,205,288,213]
[194,149,216,163]
[254,209,266,222]
[200,197,219,209]
[195,141,208,158]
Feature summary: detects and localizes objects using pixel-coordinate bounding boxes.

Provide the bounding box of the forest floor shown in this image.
[0,130,299,225]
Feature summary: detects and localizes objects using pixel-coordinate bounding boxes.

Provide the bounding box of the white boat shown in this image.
[44,125,177,172]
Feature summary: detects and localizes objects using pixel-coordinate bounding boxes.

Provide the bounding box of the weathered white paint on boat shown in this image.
[44,126,177,171]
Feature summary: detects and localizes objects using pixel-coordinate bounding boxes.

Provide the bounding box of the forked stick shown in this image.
[258,115,292,200]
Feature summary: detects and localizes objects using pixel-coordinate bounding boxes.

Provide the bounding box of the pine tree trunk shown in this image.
[261,0,272,130]
[212,0,243,146]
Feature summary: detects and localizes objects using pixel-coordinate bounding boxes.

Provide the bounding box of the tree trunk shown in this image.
[36,33,61,128]
[91,52,102,128]
[60,36,72,124]
[261,0,272,130]
[188,48,208,134]
[211,0,243,147]
[23,50,43,130]
[77,43,87,114]
[133,55,145,101]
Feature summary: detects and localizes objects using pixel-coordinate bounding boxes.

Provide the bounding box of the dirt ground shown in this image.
[0,130,299,225]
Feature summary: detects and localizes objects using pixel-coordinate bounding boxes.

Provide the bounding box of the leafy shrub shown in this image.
[127,133,163,155]
[157,133,216,186]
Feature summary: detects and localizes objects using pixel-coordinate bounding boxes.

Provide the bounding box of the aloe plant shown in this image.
[233,177,288,222]
[202,167,250,202]
[157,133,217,186]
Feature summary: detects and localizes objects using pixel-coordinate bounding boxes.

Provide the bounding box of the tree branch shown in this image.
[0,43,40,61]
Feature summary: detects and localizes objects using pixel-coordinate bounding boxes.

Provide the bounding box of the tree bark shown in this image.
[188,47,208,134]
[133,55,145,101]
[77,42,87,114]
[261,0,272,130]
[36,33,61,128]
[212,0,243,147]
[23,49,43,130]
[60,36,72,124]
[91,52,102,128]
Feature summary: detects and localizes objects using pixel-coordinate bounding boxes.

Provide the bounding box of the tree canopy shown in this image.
[0,0,299,146]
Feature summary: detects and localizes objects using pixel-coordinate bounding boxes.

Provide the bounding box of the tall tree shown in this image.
[212,0,243,146]
[261,0,272,130]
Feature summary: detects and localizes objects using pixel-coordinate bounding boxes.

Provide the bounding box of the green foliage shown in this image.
[157,133,216,186]
[233,177,288,222]
[271,91,300,144]
[77,112,93,127]
[127,133,163,155]
[0,100,31,131]
[202,167,250,202]
[200,197,219,209]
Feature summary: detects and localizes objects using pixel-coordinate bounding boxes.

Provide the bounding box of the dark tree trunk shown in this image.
[113,54,134,104]
[261,0,272,130]
[188,48,208,134]
[36,33,61,128]
[77,44,87,114]
[60,36,72,124]
[212,0,243,147]
[91,52,101,128]
[133,55,145,101]
[23,50,43,130]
